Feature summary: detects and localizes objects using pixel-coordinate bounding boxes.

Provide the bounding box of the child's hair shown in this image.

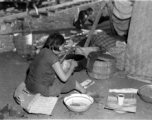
[43,32,65,51]
[86,7,93,15]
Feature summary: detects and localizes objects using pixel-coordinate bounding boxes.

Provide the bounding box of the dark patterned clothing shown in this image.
[91,32,117,51]
[90,31,126,51]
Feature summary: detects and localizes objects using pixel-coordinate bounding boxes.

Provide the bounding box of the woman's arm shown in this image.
[52,60,77,82]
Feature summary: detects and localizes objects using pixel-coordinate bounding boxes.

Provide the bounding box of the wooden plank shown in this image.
[47,0,93,11]
[42,1,55,6]
[0,0,103,23]
[0,0,39,3]
[0,0,101,23]
[56,0,103,13]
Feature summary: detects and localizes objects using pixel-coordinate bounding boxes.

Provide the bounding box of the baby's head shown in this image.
[43,32,65,52]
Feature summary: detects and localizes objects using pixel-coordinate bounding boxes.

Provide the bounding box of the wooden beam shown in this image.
[84,1,106,47]
[0,0,102,23]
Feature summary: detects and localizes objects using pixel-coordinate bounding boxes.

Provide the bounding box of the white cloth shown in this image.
[109,88,138,93]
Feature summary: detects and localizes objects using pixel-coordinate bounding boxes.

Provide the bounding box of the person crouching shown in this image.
[25,32,93,97]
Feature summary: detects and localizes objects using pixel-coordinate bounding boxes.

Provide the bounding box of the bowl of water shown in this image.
[64,93,94,112]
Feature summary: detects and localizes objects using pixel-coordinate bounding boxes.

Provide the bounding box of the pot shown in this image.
[65,54,87,72]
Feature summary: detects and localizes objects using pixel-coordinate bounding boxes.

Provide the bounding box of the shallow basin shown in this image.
[64,93,94,112]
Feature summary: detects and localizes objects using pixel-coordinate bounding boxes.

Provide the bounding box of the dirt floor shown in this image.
[1,50,152,119]
[0,2,152,119]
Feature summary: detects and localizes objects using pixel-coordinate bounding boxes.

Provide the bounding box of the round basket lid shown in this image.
[138,85,152,95]
[88,51,115,62]
[138,85,152,103]
[97,54,115,61]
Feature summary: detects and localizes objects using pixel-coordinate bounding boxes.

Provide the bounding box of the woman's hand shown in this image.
[62,60,71,73]
[71,60,78,68]
[52,60,77,82]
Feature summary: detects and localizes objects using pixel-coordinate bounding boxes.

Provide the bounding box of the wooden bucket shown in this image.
[87,54,116,80]
[13,20,33,56]
[13,33,32,55]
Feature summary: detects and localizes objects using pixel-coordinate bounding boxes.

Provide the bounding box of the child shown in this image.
[73,7,94,29]
[25,32,92,97]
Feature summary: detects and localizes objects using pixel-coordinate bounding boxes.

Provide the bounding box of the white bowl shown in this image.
[64,93,94,112]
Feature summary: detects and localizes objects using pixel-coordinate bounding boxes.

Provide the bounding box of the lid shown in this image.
[97,54,115,61]
[88,51,115,61]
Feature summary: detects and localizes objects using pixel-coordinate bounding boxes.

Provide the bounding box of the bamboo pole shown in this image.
[106,1,116,36]
[84,1,106,47]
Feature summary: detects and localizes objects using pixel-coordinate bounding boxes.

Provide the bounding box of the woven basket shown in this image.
[87,54,116,80]
[13,33,32,55]
[13,20,33,55]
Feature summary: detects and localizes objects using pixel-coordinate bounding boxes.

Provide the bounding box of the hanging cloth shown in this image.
[113,0,133,20]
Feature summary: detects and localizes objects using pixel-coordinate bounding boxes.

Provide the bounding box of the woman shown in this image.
[25,32,92,97]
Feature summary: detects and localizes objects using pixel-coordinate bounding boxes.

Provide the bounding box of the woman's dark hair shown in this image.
[43,32,65,51]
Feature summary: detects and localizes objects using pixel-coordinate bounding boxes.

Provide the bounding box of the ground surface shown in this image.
[0,1,152,119]
[1,50,152,119]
